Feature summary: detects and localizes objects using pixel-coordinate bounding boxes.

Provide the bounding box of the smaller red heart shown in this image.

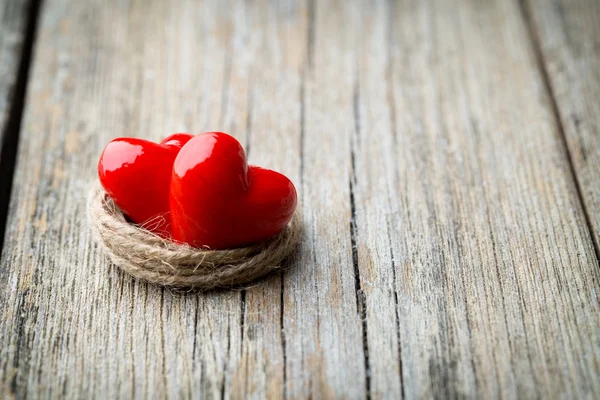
[98,133,193,236]
[170,132,297,249]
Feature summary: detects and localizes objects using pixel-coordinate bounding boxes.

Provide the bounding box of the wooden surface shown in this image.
[525,0,600,253]
[0,0,599,398]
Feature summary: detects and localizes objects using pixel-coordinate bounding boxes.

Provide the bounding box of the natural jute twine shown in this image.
[87,186,302,290]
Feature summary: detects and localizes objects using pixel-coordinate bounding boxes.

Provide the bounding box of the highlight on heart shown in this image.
[88,132,301,290]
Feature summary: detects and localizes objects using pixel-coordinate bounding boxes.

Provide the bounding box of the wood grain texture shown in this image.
[524,0,600,252]
[354,0,600,398]
[282,1,367,397]
[0,0,30,168]
[1,0,600,399]
[384,0,600,397]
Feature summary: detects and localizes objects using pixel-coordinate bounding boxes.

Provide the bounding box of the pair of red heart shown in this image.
[98,132,297,249]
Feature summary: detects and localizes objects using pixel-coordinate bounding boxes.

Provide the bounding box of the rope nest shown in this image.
[87,186,302,290]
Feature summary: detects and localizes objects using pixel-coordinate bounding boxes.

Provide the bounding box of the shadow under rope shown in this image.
[0,0,43,255]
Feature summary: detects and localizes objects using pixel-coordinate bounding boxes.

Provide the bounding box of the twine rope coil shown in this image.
[87,186,301,289]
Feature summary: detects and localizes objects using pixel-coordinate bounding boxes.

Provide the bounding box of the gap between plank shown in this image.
[0,0,43,254]
[351,80,371,400]
[279,272,287,400]
[518,0,600,263]
[386,0,405,396]
[220,324,232,400]
[279,2,315,397]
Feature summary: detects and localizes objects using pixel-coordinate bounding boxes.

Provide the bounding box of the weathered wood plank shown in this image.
[0,0,30,167]
[281,0,367,397]
[379,0,599,398]
[524,0,600,252]
[352,1,403,397]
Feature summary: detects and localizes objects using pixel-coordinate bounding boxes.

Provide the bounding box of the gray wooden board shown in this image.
[525,0,600,253]
[383,0,600,397]
[0,0,30,168]
[1,0,599,398]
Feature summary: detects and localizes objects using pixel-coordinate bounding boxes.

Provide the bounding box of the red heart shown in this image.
[170,132,297,249]
[98,133,193,236]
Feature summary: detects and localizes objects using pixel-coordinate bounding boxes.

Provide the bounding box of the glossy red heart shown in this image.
[170,132,297,249]
[98,133,193,236]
